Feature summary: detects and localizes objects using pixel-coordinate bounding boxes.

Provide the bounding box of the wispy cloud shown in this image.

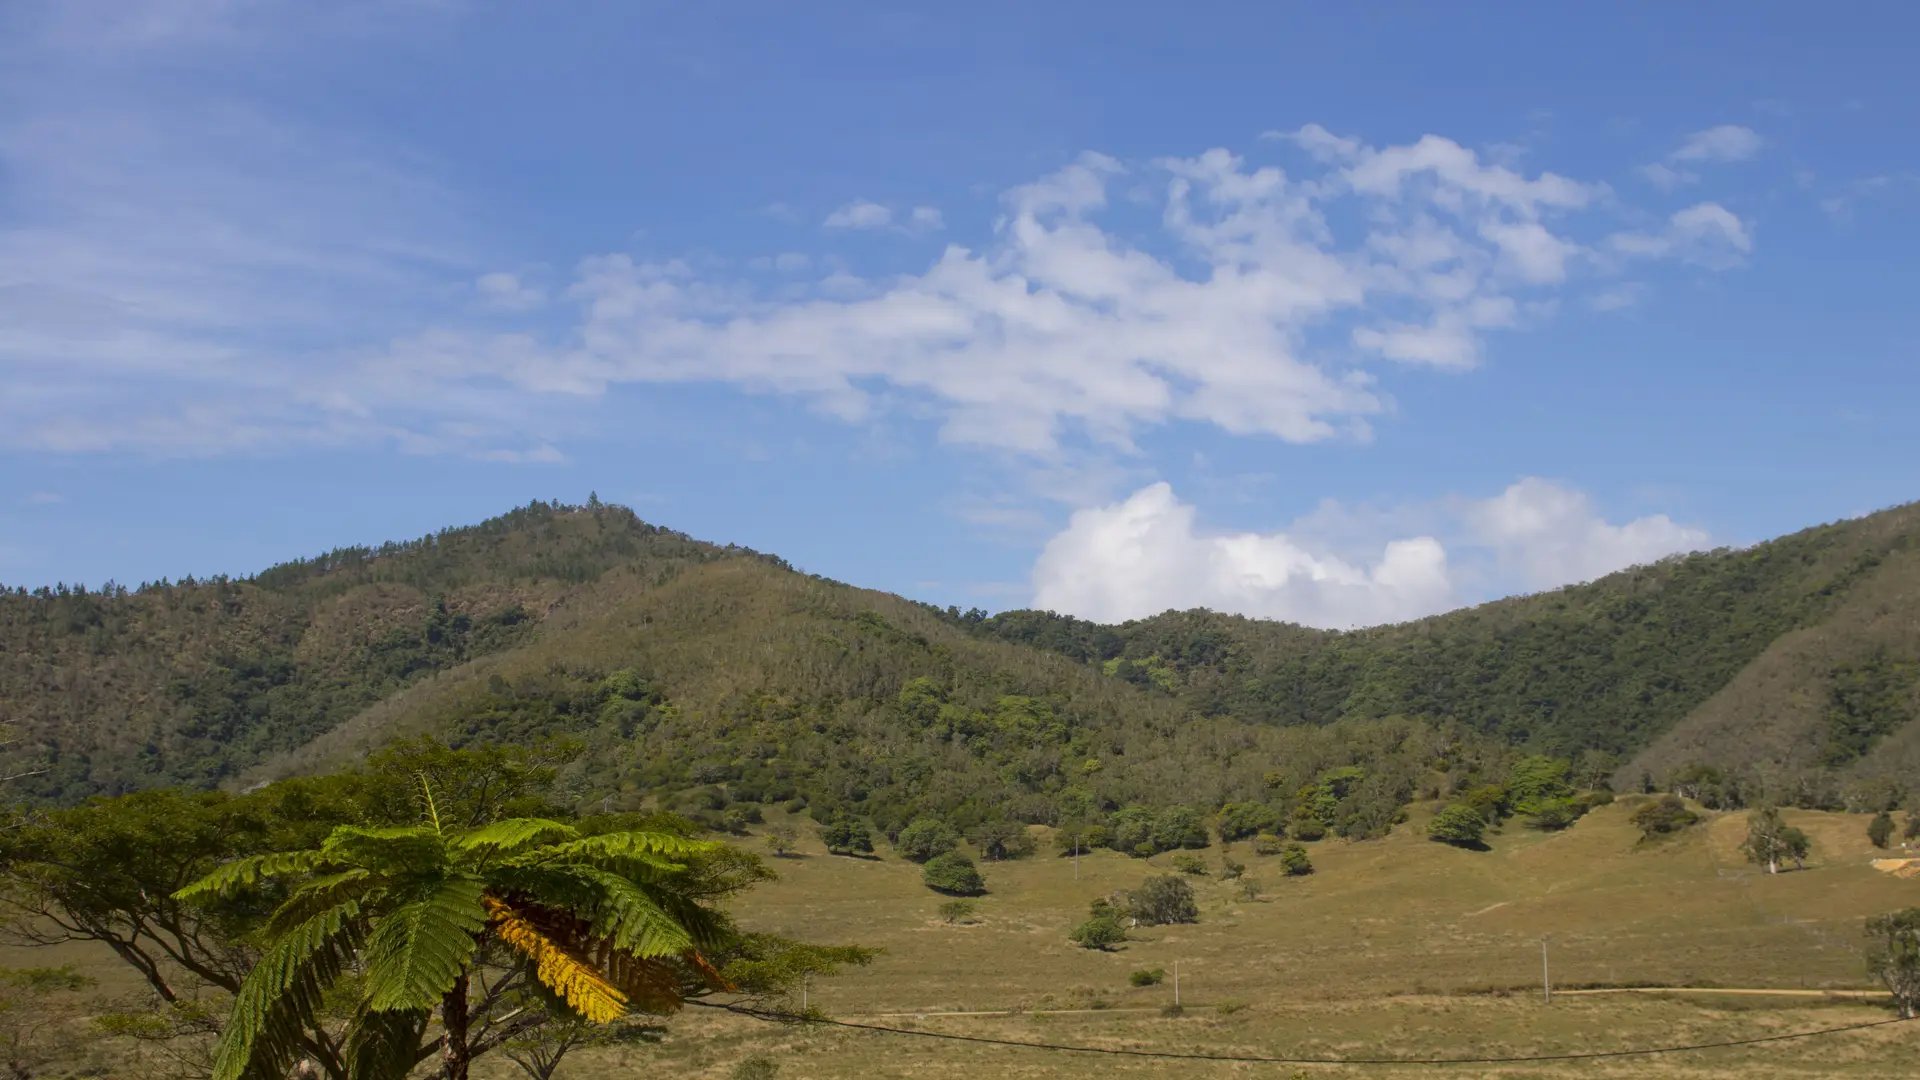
[1638,124,1763,188]
[822,200,893,230]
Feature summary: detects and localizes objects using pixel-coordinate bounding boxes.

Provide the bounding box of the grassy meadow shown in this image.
[521,797,1916,1079]
[8,797,1916,1078]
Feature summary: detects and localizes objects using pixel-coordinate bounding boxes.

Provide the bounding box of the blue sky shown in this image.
[3,1,1917,627]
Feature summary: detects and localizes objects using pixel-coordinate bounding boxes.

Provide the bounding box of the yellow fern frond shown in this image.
[486,896,628,1023]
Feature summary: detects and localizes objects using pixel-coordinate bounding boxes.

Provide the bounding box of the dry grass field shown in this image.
[8,798,1917,1078]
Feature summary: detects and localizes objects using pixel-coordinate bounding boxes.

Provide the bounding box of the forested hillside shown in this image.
[4,497,1917,827]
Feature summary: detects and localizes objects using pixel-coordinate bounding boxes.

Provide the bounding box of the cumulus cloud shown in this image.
[1030,482,1455,627]
[822,200,892,230]
[1028,478,1709,628]
[1463,477,1709,590]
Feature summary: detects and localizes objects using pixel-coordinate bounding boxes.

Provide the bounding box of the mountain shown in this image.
[3,497,1916,822]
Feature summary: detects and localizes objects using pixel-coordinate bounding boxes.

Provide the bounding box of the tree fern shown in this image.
[361,876,488,1012]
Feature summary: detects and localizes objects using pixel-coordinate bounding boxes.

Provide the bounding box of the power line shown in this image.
[689,1000,1914,1066]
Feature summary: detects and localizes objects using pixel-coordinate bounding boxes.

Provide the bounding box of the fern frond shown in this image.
[487,896,628,1023]
[173,850,328,903]
[361,875,488,1013]
[553,867,696,958]
[319,825,445,872]
[529,831,714,871]
[265,869,378,939]
[342,999,429,1080]
[208,901,364,1080]
[448,818,579,860]
[604,953,686,1014]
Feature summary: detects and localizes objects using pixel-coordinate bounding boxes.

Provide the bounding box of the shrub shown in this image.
[938,899,977,924]
[764,824,798,857]
[1220,856,1246,880]
[1907,813,1920,842]
[1251,832,1287,855]
[731,1054,780,1080]
[896,818,960,862]
[820,815,874,856]
[1290,816,1328,842]
[1171,853,1207,876]
[1236,876,1262,901]
[1070,900,1127,950]
[720,806,761,834]
[1129,968,1165,987]
[1279,843,1313,876]
[970,819,1037,860]
[1429,803,1487,848]
[1525,797,1586,831]
[1055,820,1110,856]
[1870,811,1895,849]
[1630,794,1699,840]
[1215,802,1282,842]
[1129,874,1199,926]
[923,852,987,896]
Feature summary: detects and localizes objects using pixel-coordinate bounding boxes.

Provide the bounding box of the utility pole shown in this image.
[1074,841,1080,881]
[1541,937,1550,1004]
[1173,961,1180,1006]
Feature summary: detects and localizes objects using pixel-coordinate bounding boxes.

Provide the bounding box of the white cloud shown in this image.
[1671,125,1763,163]
[1465,477,1709,590]
[1638,125,1762,188]
[823,200,893,230]
[475,271,544,311]
[748,252,812,271]
[909,206,944,231]
[1028,478,1709,628]
[1608,202,1752,268]
[1029,482,1455,627]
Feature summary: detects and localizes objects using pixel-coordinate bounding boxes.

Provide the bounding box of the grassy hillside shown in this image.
[974,502,1920,800]
[7,497,1919,818]
[0,500,764,800]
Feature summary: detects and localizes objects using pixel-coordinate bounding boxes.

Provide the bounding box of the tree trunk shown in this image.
[442,974,472,1080]
[1767,856,1777,874]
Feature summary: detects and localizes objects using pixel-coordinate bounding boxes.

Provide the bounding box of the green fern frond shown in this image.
[209,901,364,1080]
[342,999,429,1080]
[320,825,445,871]
[173,850,328,903]
[361,876,488,1012]
[265,869,379,939]
[532,831,715,869]
[553,867,696,958]
[448,818,580,859]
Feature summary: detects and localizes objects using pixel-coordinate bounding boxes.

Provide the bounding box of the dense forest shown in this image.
[3,497,1917,835]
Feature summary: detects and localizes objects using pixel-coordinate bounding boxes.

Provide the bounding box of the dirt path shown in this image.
[854,987,1893,1018]
[1554,987,1889,999]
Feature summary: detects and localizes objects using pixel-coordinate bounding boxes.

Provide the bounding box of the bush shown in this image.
[1279,843,1313,876]
[896,818,960,862]
[763,824,798,857]
[720,806,761,834]
[1630,794,1699,840]
[1525,797,1586,831]
[1220,856,1246,880]
[1236,876,1262,901]
[1129,874,1199,926]
[1251,832,1286,855]
[1907,813,1920,842]
[938,899,977,924]
[1171,853,1207,876]
[1870,811,1895,849]
[1429,803,1487,848]
[820,815,874,856]
[1215,802,1282,842]
[970,819,1037,860]
[1129,968,1165,987]
[1070,914,1127,950]
[731,1054,779,1080]
[923,852,987,896]
[1290,816,1328,842]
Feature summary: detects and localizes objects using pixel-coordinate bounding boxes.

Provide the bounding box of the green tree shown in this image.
[937,899,976,924]
[1428,804,1487,848]
[1069,900,1127,950]
[1128,968,1165,987]
[1742,806,1803,874]
[1865,908,1920,1019]
[1128,875,1198,926]
[921,852,986,896]
[1214,803,1280,843]
[1053,820,1108,858]
[174,783,861,1080]
[1629,794,1698,840]
[1278,844,1313,876]
[1171,854,1207,876]
[968,820,1036,861]
[763,825,798,858]
[819,815,873,857]
[1869,811,1895,849]
[894,819,959,863]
